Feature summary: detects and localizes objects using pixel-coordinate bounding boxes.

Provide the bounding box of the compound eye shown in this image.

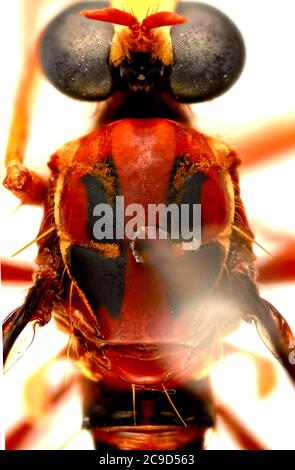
[170,2,245,102]
[40,2,114,101]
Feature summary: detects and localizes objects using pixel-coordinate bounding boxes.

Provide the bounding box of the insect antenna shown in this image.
[11,226,56,257]
[162,383,187,427]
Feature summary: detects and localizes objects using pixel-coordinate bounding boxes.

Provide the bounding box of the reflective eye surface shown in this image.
[40,1,114,101]
[170,2,246,102]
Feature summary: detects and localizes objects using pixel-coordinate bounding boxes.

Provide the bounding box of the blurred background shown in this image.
[0,0,295,450]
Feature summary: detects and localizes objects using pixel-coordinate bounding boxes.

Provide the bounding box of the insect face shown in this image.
[40,2,245,101]
[117,52,166,93]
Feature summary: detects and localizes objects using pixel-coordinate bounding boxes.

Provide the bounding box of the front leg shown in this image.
[4,161,48,204]
[231,271,295,384]
[3,268,59,364]
[3,9,47,206]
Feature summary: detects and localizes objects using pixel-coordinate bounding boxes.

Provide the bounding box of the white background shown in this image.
[0,0,295,449]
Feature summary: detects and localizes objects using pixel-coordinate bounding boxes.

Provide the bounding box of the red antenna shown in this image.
[81,7,187,31]
[81,8,139,28]
[142,12,188,30]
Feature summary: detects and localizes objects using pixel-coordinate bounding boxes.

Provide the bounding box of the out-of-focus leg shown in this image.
[3,48,47,204]
[216,403,267,450]
[236,116,295,168]
[231,272,295,384]
[257,240,295,283]
[1,259,36,284]
[3,1,48,204]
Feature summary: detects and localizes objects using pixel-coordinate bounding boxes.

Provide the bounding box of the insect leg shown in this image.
[4,2,47,205]
[216,403,267,450]
[6,375,78,450]
[236,115,295,168]
[1,259,36,284]
[231,272,295,384]
[257,239,295,283]
[223,343,277,398]
[3,272,58,364]
[5,346,78,450]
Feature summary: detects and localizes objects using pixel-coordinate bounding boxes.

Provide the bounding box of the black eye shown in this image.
[170,2,245,102]
[40,1,114,101]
